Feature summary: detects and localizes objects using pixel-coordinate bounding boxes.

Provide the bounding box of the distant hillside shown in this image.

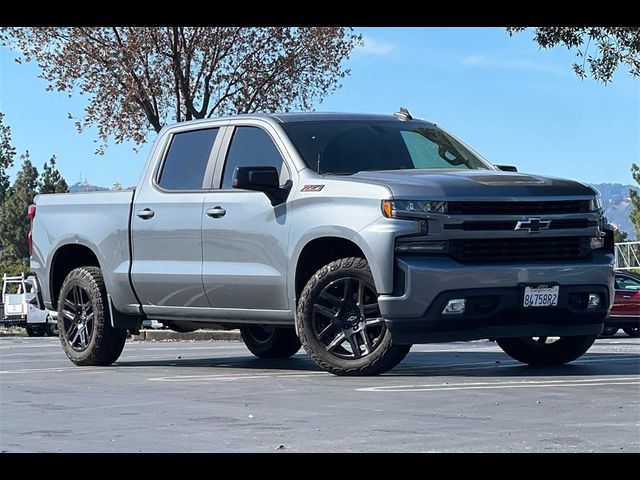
[68,181,110,193]
[591,183,638,239]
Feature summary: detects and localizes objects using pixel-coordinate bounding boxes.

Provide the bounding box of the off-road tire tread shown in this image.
[296,257,410,376]
[496,335,597,367]
[57,267,126,366]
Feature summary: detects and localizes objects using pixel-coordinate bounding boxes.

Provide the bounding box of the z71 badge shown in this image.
[301,184,325,192]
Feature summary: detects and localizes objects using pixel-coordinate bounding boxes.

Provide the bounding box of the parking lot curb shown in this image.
[132,329,241,342]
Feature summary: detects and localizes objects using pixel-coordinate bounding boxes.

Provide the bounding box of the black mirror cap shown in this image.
[496,165,518,172]
[232,166,291,206]
[232,166,280,189]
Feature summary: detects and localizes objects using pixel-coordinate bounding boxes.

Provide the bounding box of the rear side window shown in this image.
[158,128,219,190]
[221,127,285,189]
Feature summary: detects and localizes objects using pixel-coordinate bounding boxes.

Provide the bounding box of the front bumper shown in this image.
[379,252,615,344]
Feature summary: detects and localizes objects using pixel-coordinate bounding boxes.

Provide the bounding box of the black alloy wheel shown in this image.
[61,284,95,351]
[312,276,385,359]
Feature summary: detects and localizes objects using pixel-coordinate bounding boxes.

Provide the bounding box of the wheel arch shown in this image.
[49,243,101,309]
[292,235,372,304]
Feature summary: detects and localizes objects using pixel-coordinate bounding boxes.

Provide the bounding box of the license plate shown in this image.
[523,285,559,308]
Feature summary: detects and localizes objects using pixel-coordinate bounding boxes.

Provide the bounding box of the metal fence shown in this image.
[615,241,640,271]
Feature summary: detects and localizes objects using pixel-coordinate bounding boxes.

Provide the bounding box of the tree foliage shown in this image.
[506,27,640,83]
[630,163,640,239]
[614,229,629,243]
[0,27,361,150]
[0,112,16,204]
[39,155,69,194]
[0,152,39,261]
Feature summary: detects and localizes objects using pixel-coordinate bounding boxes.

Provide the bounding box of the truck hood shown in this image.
[347,169,596,199]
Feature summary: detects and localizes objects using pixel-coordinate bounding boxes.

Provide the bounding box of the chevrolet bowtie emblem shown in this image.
[514,217,551,233]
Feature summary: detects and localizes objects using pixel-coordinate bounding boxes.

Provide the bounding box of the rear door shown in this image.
[201,123,293,320]
[131,126,222,315]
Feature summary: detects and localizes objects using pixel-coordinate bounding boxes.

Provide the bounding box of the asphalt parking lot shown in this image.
[1,335,638,452]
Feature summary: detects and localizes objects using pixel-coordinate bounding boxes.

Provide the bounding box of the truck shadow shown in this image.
[114,350,640,378]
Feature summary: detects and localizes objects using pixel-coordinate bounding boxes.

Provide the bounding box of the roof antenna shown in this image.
[394,107,412,120]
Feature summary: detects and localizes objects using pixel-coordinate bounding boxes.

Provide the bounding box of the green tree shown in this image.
[614,229,629,243]
[0,151,38,261]
[506,27,640,83]
[0,112,16,204]
[112,181,122,191]
[39,155,68,194]
[630,163,640,239]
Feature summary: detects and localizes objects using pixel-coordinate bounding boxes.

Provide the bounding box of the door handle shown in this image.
[206,206,226,218]
[136,208,155,219]
[621,295,632,299]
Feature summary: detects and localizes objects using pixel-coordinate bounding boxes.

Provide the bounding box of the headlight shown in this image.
[589,196,603,211]
[382,200,448,218]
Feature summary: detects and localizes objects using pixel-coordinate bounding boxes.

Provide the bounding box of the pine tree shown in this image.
[39,155,68,194]
[0,112,16,204]
[0,151,39,261]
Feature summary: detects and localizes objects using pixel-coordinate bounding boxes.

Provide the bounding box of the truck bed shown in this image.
[31,190,139,313]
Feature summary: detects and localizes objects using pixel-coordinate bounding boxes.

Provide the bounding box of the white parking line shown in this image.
[148,372,326,382]
[358,376,640,392]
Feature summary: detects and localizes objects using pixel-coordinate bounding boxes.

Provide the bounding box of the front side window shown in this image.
[282,120,491,175]
[615,275,640,291]
[221,126,285,189]
[158,128,219,190]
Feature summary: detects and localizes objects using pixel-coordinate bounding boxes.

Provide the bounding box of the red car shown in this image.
[601,271,640,337]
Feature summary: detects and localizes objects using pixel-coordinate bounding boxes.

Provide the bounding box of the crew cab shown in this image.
[29,111,615,375]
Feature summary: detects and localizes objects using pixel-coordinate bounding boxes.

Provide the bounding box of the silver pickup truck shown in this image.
[29,111,615,375]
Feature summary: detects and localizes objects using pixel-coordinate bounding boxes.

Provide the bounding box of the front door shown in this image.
[131,127,221,314]
[201,124,292,321]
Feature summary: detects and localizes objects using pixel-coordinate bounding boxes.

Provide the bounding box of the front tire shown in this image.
[600,327,618,337]
[623,327,640,338]
[240,325,301,359]
[497,335,597,367]
[57,267,127,366]
[296,257,411,376]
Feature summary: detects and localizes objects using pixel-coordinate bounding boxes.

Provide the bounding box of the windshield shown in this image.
[282,120,492,175]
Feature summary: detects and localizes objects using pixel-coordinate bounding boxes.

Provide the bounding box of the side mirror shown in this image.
[232,166,291,206]
[496,165,518,172]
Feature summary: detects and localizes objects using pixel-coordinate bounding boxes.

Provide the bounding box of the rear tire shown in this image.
[46,322,59,337]
[163,321,198,333]
[600,327,618,337]
[623,327,640,338]
[296,257,411,376]
[57,267,127,366]
[26,326,47,337]
[497,335,597,367]
[240,325,301,359]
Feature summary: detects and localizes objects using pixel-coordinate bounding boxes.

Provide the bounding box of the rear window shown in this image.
[158,128,219,190]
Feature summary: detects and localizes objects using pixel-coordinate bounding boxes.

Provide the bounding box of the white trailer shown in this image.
[1,272,57,337]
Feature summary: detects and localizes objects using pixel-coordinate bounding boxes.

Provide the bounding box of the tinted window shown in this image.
[282,120,490,175]
[615,275,640,291]
[158,128,218,190]
[221,127,285,189]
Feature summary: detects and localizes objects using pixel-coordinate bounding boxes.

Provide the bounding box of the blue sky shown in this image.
[1,27,638,188]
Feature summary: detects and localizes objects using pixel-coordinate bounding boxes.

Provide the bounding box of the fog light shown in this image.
[443,298,466,315]
[590,236,604,249]
[588,294,602,309]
